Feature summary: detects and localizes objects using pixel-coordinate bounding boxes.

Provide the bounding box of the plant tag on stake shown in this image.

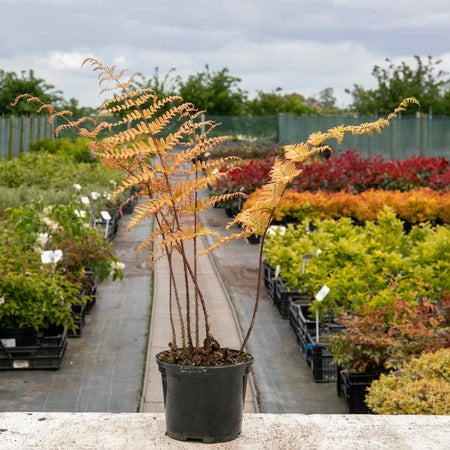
[101,211,112,238]
[314,285,330,343]
[275,265,281,279]
[101,211,112,221]
[315,285,330,301]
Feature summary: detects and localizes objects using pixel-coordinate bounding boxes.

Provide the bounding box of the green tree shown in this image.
[132,66,180,99]
[0,69,64,115]
[346,56,450,115]
[244,88,317,116]
[178,65,247,115]
[318,87,341,115]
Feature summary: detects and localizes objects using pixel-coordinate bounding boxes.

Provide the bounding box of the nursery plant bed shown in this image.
[337,365,381,413]
[0,325,68,370]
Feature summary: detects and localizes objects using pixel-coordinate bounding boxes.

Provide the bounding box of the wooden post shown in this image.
[19,116,25,154]
[30,114,35,144]
[8,115,15,159]
[37,115,41,140]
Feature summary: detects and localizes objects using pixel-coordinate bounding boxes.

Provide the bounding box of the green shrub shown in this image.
[366,349,450,414]
[28,137,93,163]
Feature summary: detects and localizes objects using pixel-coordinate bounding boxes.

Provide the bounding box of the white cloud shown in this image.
[44,51,94,71]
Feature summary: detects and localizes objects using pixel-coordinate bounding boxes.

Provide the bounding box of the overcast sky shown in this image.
[2,0,450,109]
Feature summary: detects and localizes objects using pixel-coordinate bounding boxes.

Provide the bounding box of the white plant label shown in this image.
[13,360,30,369]
[1,338,15,348]
[315,285,330,301]
[275,265,281,279]
[41,250,63,264]
[80,196,90,205]
[101,211,112,221]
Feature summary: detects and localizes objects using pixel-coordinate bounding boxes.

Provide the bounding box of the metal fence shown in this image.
[0,115,53,158]
[2,113,450,160]
[276,114,450,160]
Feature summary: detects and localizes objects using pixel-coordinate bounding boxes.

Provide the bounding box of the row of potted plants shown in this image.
[0,138,126,217]
[243,187,450,225]
[263,211,450,411]
[209,150,450,204]
[0,197,125,369]
[295,149,450,193]
[265,211,449,318]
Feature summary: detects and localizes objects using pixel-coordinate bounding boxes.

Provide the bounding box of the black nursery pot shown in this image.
[156,352,254,443]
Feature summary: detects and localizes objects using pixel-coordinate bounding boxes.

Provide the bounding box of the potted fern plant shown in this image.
[13,60,418,442]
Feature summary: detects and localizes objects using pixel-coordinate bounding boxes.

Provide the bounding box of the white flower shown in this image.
[43,206,52,215]
[42,217,60,232]
[0,296,5,306]
[91,191,101,200]
[36,233,49,247]
[74,184,82,191]
[111,261,125,271]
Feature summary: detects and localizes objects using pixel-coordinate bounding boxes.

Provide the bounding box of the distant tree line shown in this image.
[0,69,94,117]
[1,56,449,117]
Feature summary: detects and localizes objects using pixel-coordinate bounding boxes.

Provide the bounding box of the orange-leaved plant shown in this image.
[13,59,418,365]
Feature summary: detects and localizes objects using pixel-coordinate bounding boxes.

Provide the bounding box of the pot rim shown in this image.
[155,350,254,372]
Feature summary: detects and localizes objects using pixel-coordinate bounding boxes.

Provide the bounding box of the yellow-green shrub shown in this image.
[366,349,450,414]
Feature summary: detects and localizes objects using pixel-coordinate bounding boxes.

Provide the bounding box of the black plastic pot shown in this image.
[156,352,254,443]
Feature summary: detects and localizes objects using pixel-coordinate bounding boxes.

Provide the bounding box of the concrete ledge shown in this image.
[0,413,448,449]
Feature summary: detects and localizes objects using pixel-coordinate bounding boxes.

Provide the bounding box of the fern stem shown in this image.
[240,185,288,352]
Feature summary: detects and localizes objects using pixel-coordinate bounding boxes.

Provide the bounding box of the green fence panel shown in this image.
[2,113,450,161]
[277,114,450,160]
